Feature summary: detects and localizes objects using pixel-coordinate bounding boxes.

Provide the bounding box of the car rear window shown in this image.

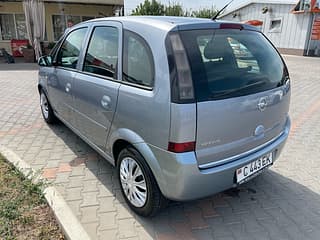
[179,29,288,101]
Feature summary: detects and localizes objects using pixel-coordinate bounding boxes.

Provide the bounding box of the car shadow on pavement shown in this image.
[47,122,320,240]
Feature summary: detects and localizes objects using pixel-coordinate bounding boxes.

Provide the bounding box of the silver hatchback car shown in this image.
[38,16,291,216]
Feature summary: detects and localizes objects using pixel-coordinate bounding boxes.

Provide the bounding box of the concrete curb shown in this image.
[0,145,91,240]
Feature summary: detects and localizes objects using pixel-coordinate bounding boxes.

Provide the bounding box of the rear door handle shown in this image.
[101,95,111,109]
[65,83,71,93]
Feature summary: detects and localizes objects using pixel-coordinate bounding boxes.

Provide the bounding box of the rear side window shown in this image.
[123,30,154,88]
[180,29,288,101]
[56,28,87,69]
[83,26,119,79]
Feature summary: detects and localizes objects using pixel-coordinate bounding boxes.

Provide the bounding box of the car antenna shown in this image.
[211,0,234,21]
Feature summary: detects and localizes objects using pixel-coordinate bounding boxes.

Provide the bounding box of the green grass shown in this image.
[0,154,64,240]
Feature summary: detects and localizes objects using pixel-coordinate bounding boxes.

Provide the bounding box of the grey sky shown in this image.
[124,0,245,14]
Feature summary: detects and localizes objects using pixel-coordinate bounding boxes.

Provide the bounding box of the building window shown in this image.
[15,14,28,39]
[52,15,66,41]
[292,0,320,12]
[52,15,96,41]
[66,16,81,28]
[298,0,311,10]
[0,14,27,40]
[269,19,282,33]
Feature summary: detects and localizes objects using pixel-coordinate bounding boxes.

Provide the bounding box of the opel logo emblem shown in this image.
[258,97,268,112]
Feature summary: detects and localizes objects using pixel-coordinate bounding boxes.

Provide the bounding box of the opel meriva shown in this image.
[38,16,291,216]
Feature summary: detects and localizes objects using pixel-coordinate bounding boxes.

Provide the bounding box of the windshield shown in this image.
[179,29,288,101]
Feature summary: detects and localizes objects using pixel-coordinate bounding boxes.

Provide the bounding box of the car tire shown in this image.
[40,90,56,124]
[117,147,167,217]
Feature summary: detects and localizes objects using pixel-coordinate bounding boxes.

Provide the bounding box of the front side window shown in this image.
[123,30,154,87]
[180,29,287,101]
[56,28,87,69]
[83,26,119,79]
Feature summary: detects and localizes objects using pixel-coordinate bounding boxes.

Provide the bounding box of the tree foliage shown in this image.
[131,0,165,16]
[191,7,218,18]
[165,3,185,16]
[131,0,217,18]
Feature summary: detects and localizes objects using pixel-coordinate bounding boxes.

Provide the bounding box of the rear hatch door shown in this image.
[180,28,290,167]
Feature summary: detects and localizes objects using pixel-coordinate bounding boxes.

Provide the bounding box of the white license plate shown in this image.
[236,152,273,184]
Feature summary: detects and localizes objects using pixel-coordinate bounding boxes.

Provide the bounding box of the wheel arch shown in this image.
[38,83,49,97]
[109,128,168,197]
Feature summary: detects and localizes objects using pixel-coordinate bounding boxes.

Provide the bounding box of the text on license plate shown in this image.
[236,152,273,184]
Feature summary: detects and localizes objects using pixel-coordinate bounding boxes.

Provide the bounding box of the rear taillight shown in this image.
[168,141,196,153]
[169,33,194,101]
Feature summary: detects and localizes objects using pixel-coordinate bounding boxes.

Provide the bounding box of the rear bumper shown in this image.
[150,117,291,201]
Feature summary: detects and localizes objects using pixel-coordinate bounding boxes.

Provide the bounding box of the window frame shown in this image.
[122,29,155,90]
[75,21,123,82]
[82,25,120,81]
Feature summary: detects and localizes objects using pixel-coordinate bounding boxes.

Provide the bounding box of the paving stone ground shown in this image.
[0,55,320,240]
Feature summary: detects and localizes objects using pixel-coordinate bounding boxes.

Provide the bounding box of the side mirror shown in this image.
[38,55,53,67]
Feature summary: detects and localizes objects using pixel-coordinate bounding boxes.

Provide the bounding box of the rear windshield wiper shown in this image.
[210,80,266,99]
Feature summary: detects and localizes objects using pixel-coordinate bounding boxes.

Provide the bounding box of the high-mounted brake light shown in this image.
[169,33,194,101]
[220,23,244,30]
[168,141,196,153]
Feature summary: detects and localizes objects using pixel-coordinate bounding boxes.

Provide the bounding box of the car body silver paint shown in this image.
[53,109,114,164]
[195,86,290,166]
[149,118,290,200]
[48,68,77,125]
[39,16,291,201]
[72,74,121,150]
[109,19,172,151]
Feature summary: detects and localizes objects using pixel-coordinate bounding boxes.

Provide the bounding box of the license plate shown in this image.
[236,152,273,184]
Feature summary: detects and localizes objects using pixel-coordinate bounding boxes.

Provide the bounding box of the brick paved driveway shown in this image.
[0,56,320,240]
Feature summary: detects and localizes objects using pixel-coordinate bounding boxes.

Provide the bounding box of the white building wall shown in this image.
[220,3,312,51]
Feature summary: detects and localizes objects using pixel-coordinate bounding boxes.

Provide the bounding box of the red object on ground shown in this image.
[11,39,29,57]
[244,20,263,26]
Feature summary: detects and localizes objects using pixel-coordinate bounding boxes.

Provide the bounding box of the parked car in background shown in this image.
[38,16,291,216]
